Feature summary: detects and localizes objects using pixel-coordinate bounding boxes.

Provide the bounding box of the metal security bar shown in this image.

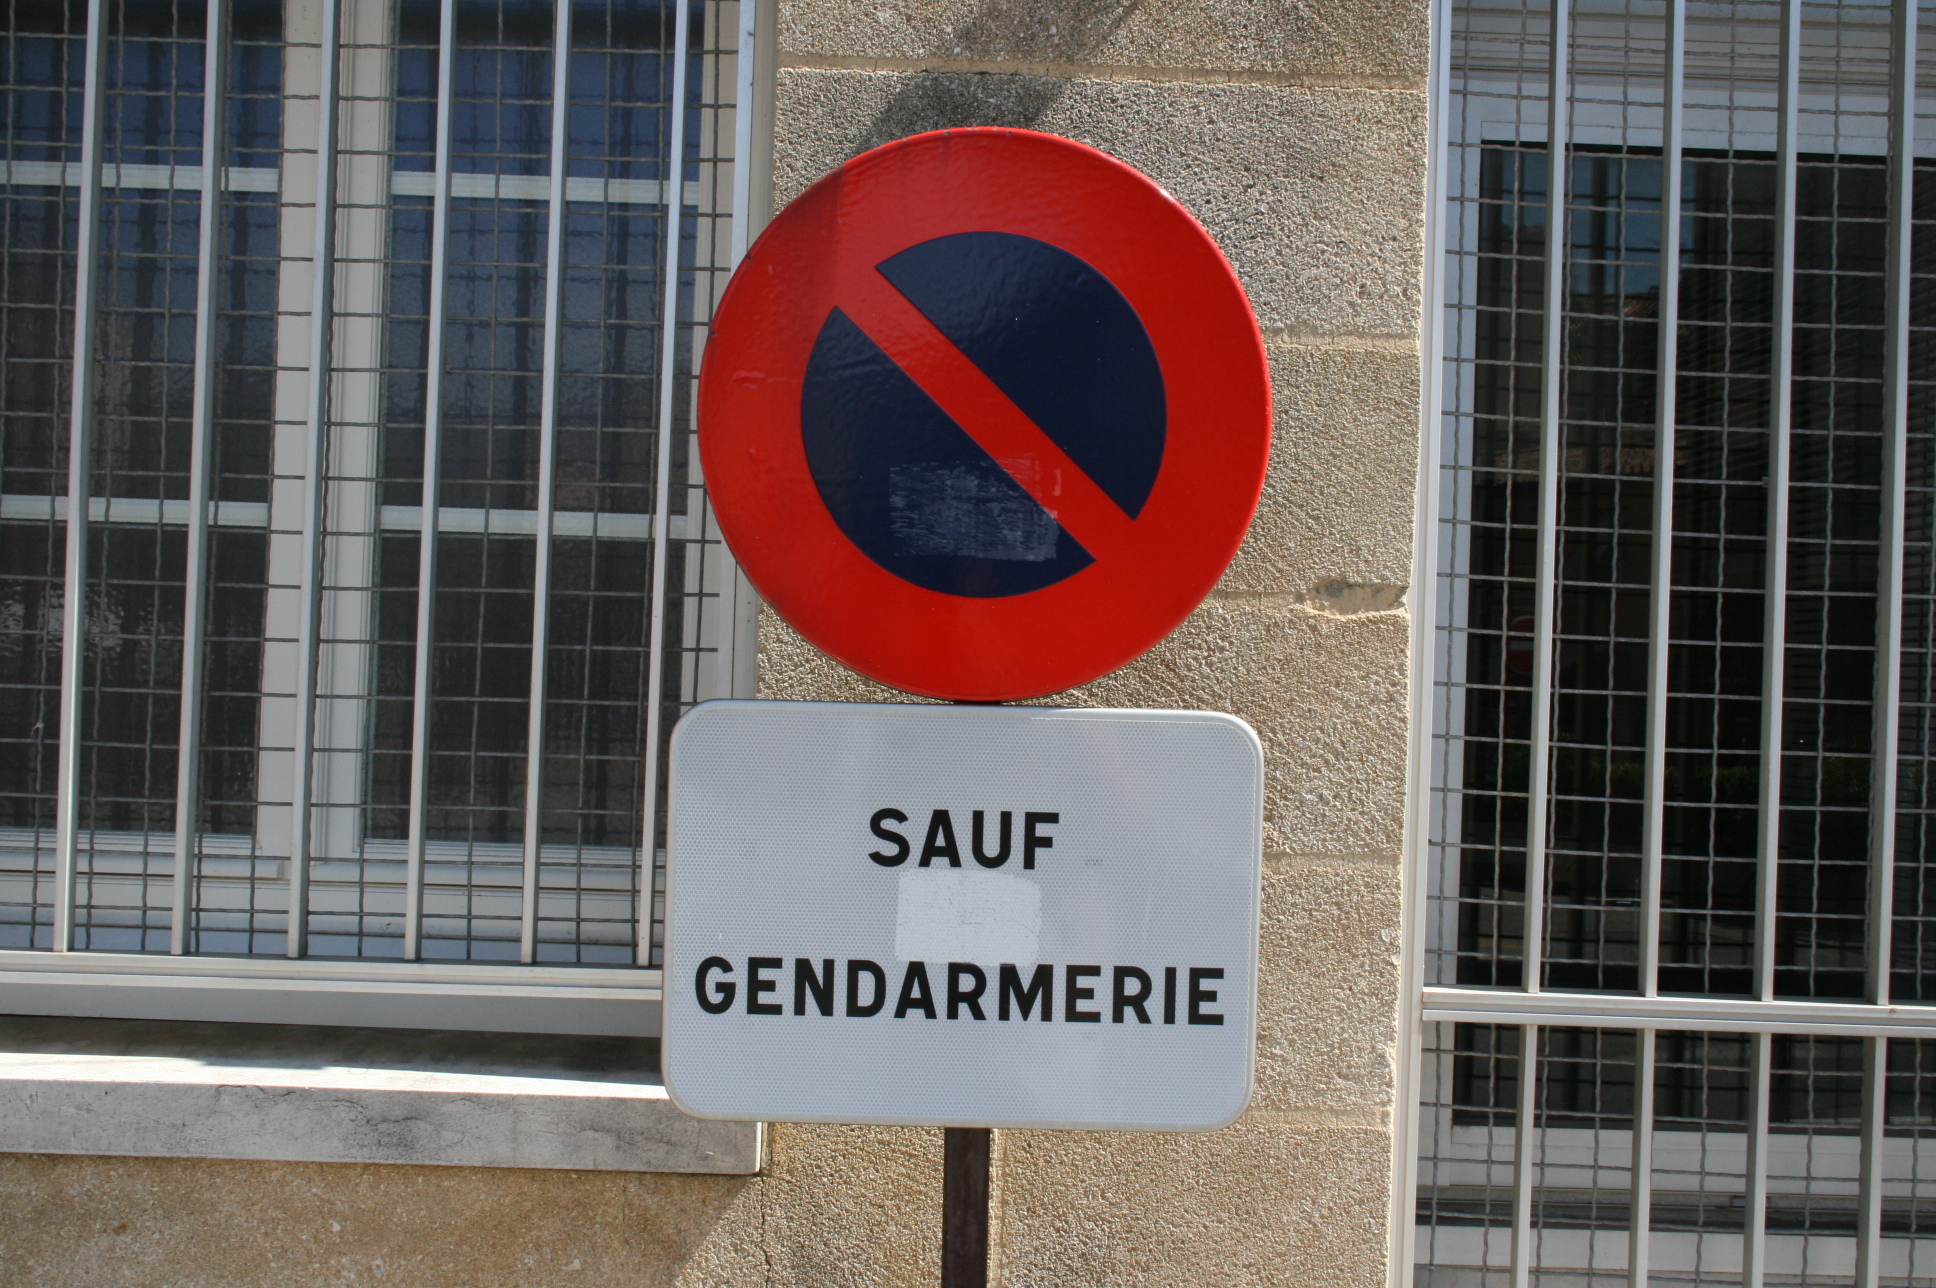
[636,0,690,967]
[51,0,111,952]
[1414,1009,1936,1287]
[516,0,568,966]
[1869,0,1919,1013]
[286,0,342,959]
[1419,0,1936,1284]
[0,0,757,1005]
[1524,0,1567,999]
[398,0,456,963]
[170,0,230,954]
[1638,0,1686,1002]
[1752,0,1800,1012]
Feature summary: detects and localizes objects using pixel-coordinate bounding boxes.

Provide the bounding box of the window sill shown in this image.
[0,950,662,1036]
[0,1016,760,1174]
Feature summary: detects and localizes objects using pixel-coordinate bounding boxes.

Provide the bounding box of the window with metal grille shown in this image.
[0,0,757,1023]
[1416,0,1936,1283]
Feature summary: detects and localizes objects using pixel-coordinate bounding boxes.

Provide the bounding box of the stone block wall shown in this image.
[751,4,1428,1282]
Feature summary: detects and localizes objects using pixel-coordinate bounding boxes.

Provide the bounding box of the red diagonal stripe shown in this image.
[836,266,1139,562]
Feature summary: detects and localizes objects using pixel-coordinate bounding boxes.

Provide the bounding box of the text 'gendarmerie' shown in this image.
[694,957,1225,1024]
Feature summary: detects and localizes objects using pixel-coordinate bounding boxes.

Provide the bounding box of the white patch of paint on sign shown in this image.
[895,869,1042,964]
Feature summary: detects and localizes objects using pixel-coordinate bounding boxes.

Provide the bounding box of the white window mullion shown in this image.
[52,0,111,953]
[308,0,397,929]
[171,0,233,954]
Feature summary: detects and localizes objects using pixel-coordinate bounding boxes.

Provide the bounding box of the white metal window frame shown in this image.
[0,0,774,1038]
[1398,0,1936,1284]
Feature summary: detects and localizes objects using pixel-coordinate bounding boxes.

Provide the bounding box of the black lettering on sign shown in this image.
[948,962,988,1019]
[747,957,783,1015]
[795,958,835,1016]
[694,955,1235,1027]
[847,959,886,1017]
[972,810,1011,867]
[1065,964,1101,1022]
[896,961,937,1018]
[920,811,961,867]
[1188,967,1225,1025]
[1113,966,1153,1024]
[696,956,735,1014]
[868,809,910,866]
[1023,812,1058,868]
[999,963,1052,1021]
[869,808,1053,868]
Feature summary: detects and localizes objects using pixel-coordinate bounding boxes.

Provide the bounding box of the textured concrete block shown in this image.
[1253,856,1402,1116]
[759,598,1409,857]
[757,1124,943,1287]
[777,0,1429,85]
[1221,342,1421,597]
[0,1153,766,1288]
[756,602,913,703]
[997,1119,1394,1288]
[1068,598,1410,857]
[773,67,1428,337]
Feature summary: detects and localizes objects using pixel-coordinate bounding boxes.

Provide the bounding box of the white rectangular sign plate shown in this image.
[662,700,1263,1131]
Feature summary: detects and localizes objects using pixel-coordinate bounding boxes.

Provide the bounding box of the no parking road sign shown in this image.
[698,128,1271,701]
[676,131,1270,1149]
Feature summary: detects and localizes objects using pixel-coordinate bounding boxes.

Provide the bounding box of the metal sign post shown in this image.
[942,1128,991,1288]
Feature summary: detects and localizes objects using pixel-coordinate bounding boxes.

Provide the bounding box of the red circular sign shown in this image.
[698,128,1270,701]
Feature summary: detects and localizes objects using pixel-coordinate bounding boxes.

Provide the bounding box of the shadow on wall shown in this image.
[850,0,1145,156]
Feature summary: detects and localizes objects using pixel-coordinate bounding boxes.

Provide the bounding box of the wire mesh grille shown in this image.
[1413,1024,1936,1286]
[1651,1032,1753,1287]
[0,0,748,966]
[1426,0,1936,1282]
[1658,145,1772,1000]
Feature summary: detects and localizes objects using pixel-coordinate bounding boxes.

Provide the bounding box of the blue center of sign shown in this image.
[800,231,1166,598]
